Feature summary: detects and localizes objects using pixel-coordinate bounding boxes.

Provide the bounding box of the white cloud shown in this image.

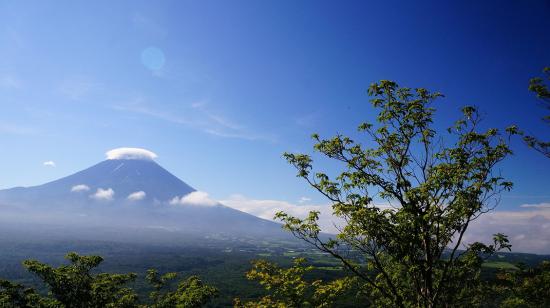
[106,147,157,160]
[90,188,114,201]
[462,205,550,254]
[520,202,550,209]
[298,197,311,204]
[220,195,550,254]
[219,194,345,234]
[43,161,56,167]
[170,191,217,207]
[127,191,146,201]
[71,184,90,192]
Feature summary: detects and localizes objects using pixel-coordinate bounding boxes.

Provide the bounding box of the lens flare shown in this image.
[140,47,165,71]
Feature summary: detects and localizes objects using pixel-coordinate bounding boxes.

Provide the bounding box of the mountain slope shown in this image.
[0,159,194,205]
[0,155,289,242]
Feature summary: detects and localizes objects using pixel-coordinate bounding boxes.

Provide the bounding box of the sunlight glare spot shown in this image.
[140,47,165,71]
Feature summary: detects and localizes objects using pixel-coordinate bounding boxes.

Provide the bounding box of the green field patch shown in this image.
[482,261,519,270]
[316,266,343,271]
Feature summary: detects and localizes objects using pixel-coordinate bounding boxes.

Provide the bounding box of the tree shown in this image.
[234,258,357,308]
[488,261,550,307]
[0,279,58,307]
[145,269,217,308]
[523,67,550,158]
[277,80,516,307]
[23,252,139,308]
[1,252,217,308]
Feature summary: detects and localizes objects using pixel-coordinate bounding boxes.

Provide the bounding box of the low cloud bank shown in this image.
[520,202,550,209]
[221,196,550,254]
[220,194,345,234]
[170,191,217,207]
[127,191,146,201]
[71,184,90,192]
[90,188,114,201]
[464,204,550,254]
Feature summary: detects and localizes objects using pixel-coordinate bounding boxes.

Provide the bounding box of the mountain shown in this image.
[0,149,289,244]
[0,159,193,206]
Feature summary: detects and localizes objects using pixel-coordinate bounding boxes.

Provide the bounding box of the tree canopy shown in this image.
[274,80,517,307]
[0,252,217,308]
[235,258,356,307]
[523,67,550,158]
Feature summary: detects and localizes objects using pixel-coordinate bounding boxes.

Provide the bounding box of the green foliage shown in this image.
[522,66,550,158]
[528,67,550,115]
[1,252,216,308]
[0,279,59,307]
[486,261,550,307]
[23,252,138,308]
[146,269,217,308]
[277,80,517,307]
[235,258,357,307]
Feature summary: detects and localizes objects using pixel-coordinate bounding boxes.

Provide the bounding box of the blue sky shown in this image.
[0,0,549,216]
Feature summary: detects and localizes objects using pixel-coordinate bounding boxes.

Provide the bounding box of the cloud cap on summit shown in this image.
[106,148,158,161]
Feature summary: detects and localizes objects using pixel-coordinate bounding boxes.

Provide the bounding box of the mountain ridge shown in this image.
[0,155,289,243]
